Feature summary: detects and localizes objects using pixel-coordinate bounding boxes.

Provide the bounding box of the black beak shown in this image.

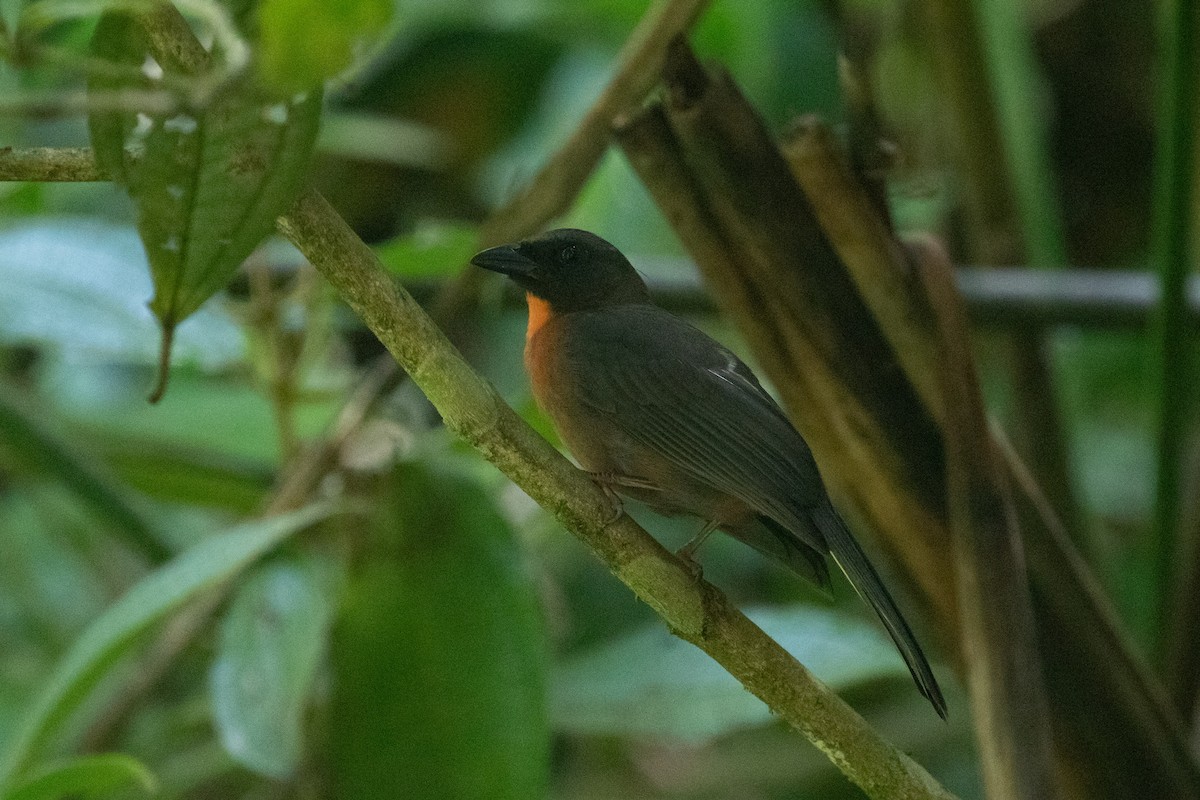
[470,244,538,278]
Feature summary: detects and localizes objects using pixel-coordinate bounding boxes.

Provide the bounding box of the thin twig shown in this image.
[0,89,180,119]
[264,353,399,515]
[431,0,712,323]
[478,0,711,245]
[0,147,108,181]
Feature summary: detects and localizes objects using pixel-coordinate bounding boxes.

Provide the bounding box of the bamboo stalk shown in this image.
[911,237,1057,799]
[914,0,1085,555]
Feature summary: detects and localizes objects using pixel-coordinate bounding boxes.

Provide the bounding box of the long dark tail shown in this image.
[811,500,948,719]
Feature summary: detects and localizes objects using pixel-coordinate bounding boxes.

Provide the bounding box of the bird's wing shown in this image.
[567,306,947,717]
[565,305,827,551]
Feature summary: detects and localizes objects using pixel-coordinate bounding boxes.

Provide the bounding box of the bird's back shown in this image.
[528,304,827,537]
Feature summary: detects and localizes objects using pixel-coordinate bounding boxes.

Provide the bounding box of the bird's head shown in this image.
[470,228,650,312]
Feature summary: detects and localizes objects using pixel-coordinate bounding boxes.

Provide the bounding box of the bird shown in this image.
[471,228,946,718]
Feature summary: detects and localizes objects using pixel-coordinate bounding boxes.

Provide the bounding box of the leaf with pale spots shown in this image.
[86,11,322,400]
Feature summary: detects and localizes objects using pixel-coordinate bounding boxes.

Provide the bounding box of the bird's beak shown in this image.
[470,244,538,278]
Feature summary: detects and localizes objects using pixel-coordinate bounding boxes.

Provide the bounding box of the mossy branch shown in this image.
[276,187,958,800]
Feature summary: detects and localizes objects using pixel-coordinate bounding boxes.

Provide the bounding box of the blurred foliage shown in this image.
[329,456,547,799]
[5,753,156,800]
[0,0,1182,798]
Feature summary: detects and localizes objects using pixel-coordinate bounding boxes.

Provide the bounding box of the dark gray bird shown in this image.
[472,228,946,718]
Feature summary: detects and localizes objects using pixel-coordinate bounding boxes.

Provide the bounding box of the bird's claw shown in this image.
[587,472,626,525]
[675,545,705,579]
[675,520,719,579]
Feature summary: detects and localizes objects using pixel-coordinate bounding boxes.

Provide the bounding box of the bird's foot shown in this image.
[587,471,659,526]
[587,473,626,525]
[676,520,719,579]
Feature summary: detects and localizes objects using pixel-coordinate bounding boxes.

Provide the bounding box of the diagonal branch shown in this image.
[0,6,959,793]
[276,186,957,800]
[0,0,716,759]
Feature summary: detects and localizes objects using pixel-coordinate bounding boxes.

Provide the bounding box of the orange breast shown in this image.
[525,293,552,346]
[522,302,611,473]
[523,293,559,411]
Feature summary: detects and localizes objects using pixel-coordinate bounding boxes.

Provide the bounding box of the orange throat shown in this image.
[525,293,553,345]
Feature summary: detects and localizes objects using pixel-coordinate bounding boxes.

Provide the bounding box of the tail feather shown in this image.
[811,501,948,719]
[750,515,832,595]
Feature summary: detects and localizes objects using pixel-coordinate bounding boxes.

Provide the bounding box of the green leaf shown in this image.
[552,605,909,742]
[5,753,156,800]
[0,381,171,562]
[98,434,274,513]
[257,0,392,93]
[373,221,478,279]
[330,459,548,800]
[132,83,323,327]
[87,11,322,392]
[0,504,334,791]
[210,552,337,778]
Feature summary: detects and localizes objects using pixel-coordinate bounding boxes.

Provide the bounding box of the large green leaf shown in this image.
[330,459,548,800]
[210,551,337,778]
[552,605,910,742]
[5,753,155,800]
[0,504,333,791]
[87,11,322,392]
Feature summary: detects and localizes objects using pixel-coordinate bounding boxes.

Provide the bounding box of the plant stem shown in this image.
[1150,0,1198,675]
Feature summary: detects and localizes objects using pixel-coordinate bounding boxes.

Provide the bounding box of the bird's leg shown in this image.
[588,472,660,491]
[586,472,658,525]
[595,481,624,526]
[677,519,720,578]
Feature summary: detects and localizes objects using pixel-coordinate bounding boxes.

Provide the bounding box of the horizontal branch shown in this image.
[0,146,107,181]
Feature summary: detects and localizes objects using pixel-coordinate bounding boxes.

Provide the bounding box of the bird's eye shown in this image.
[559,245,577,264]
